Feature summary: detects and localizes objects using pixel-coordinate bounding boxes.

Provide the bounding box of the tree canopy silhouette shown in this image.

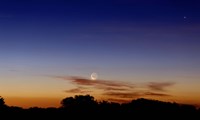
[61,94,97,112]
[0,95,199,119]
[0,96,5,106]
[0,96,7,109]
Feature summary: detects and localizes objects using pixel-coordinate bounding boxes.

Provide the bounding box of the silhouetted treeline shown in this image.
[0,95,200,119]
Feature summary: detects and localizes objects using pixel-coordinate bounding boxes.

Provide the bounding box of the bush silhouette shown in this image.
[0,95,199,119]
[0,96,7,110]
[61,94,98,112]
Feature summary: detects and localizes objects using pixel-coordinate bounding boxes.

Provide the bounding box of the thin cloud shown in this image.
[53,76,175,102]
[101,87,131,91]
[144,92,171,97]
[147,82,175,91]
[103,92,141,98]
[54,76,134,90]
[65,88,91,94]
[106,98,131,103]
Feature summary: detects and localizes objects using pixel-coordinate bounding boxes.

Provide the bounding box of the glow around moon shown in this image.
[91,72,98,80]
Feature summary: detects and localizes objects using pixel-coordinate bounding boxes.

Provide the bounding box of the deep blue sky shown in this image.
[0,0,200,107]
[0,0,200,77]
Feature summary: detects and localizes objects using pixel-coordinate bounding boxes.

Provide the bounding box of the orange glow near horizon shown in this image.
[2,93,200,108]
[1,74,200,108]
[5,97,62,108]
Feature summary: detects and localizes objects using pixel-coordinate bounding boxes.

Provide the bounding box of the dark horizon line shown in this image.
[1,95,199,109]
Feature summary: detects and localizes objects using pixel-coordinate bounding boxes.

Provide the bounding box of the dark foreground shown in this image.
[0,95,200,119]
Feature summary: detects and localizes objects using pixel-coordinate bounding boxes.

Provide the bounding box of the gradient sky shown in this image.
[0,0,200,108]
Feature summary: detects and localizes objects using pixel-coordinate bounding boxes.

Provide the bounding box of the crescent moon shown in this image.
[91,72,98,80]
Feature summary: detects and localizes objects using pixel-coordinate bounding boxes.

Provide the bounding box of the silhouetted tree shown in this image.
[0,96,5,105]
[60,94,98,112]
[0,95,198,119]
[60,97,75,108]
[0,96,6,109]
[98,100,121,113]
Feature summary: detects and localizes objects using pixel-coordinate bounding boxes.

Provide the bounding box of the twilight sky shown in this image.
[0,0,200,108]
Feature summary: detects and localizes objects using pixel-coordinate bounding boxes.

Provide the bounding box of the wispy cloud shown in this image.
[53,75,175,102]
[106,98,131,103]
[144,92,171,97]
[101,87,130,91]
[54,76,134,90]
[65,88,91,94]
[147,82,175,91]
[103,92,141,98]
